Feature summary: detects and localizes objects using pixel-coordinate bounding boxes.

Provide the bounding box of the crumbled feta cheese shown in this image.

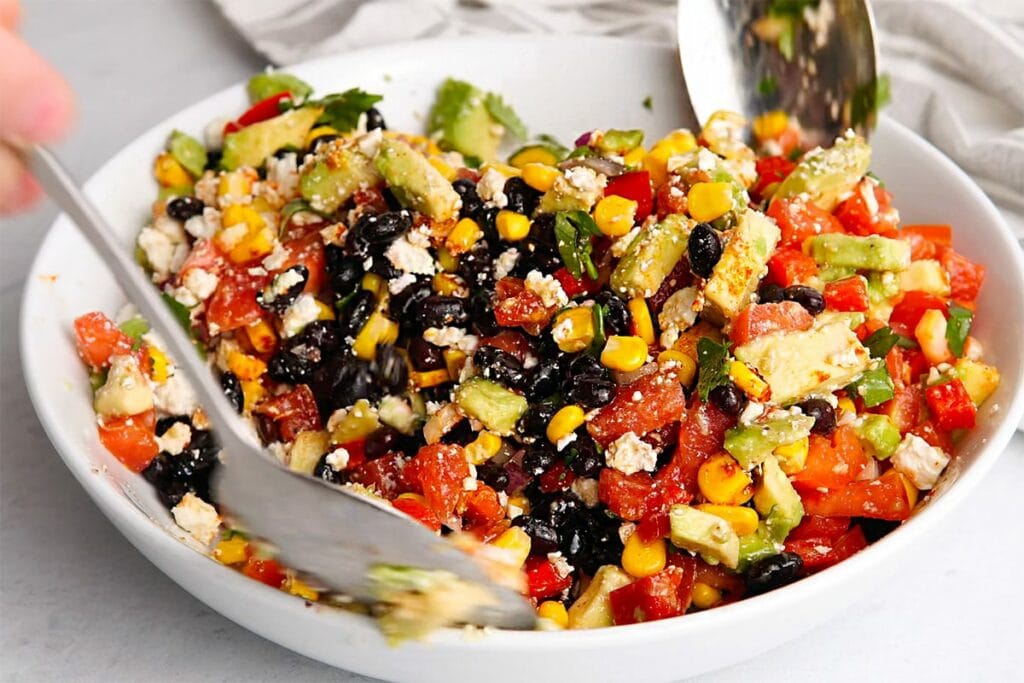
[171,492,220,546]
[463,476,478,492]
[618,522,637,544]
[547,551,574,579]
[193,172,218,206]
[152,372,198,416]
[425,400,443,416]
[423,327,471,350]
[389,272,418,294]
[739,401,765,425]
[555,432,577,452]
[494,248,520,280]
[282,293,321,337]
[261,241,289,270]
[156,421,192,455]
[386,235,436,275]
[215,222,250,251]
[524,270,568,308]
[605,432,658,475]
[571,477,600,507]
[137,225,188,278]
[326,447,350,472]
[357,128,383,158]
[170,286,199,308]
[183,267,219,302]
[891,434,950,490]
[262,268,304,305]
[551,314,575,345]
[183,207,220,240]
[267,441,289,464]
[266,152,299,198]
[658,286,699,348]
[564,166,603,194]
[204,117,228,150]
[476,168,509,208]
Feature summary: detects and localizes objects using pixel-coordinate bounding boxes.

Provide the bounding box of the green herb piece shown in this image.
[119,317,150,350]
[89,368,108,394]
[279,198,322,236]
[758,75,778,97]
[847,364,895,408]
[537,134,570,158]
[596,129,644,155]
[946,303,973,358]
[642,95,653,111]
[590,303,607,356]
[554,210,601,280]
[160,292,206,359]
[334,288,359,313]
[168,130,207,178]
[567,145,597,159]
[315,88,383,132]
[778,19,796,61]
[767,0,819,17]
[696,337,732,402]
[483,92,527,141]
[247,72,313,103]
[850,73,891,128]
[864,326,917,359]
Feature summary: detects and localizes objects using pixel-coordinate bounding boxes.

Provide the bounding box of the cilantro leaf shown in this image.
[946,303,973,358]
[864,326,917,359]
[279,198,325,236]
[161,293,206,359]
[484,92,527,141]
[590,303,607,356]
[696,337,732,402]
[642,96,653,111]
[554,210,601,280]
[315,88,383,132]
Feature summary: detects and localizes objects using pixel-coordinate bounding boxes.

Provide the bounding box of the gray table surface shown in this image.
[1,1,1021,681]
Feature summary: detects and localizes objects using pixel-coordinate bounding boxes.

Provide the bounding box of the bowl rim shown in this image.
[20,34,1024,650]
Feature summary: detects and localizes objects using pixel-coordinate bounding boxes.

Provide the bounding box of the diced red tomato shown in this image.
[635,510,671,543]
[460,484,505,535]
[765,248,818,287]
[524,556,573,600]
[493,277,555,333]
[668,401,736,492]
[880,383,923,434]
[654,177,688,220]
[898,224,951,261]
[553,267,600,298]
[908,419,954,452]
[97,409,159,472]
[224,91,292,135]
[752,156,796,201]
[392,495,441,533]
[205,264,270,333]
[610,565,692,625]
[178,239,225,279]
[801,469,913,521]
[925,379,976,431]
[346,452,411,499]
[599,468,657,521]
[833,181,898,237]
[73,312,135,369]
[767,196,843,249]
[792,425,869,492]
[478,330,534,364]
[823,276,869,313]
[254,384,321,441]
[538,461,576,493]
[939,247,985,302]
[785,526,868,574]
[587,371,686,447]
[281,231,327,294]
[692,559,745,605]
[242,556,287,588]
[604,170,653,222]
[787,515,851,543]
[404,443,470,523]
[888,291,948,337]
[730,301,813,347]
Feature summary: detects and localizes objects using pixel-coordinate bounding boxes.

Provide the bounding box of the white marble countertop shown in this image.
[1,1,1021,680]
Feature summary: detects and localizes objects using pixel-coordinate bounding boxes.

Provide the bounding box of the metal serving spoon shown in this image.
[678,0,879,145]
[27,146,536,630]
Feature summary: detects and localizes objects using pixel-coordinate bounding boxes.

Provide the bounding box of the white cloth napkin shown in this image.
[214,0,1024,239]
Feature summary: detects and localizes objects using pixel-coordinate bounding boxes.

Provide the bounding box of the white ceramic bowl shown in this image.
[21,36,1024,683]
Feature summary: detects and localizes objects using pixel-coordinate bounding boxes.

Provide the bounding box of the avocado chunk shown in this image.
[246,72,312,103]
[856,414,901,459]
[808,234,911,272]
[770,134,871,212]
[753,454,804,542]
[738,522,783,572]
[428,79,503,162]
[953,358,1000,406]
[536,166,607,214]
[567,565,634,629]
[454,377,528,436]
[299,138,381,213]
[596,129,644,155]
[168,130,207,177]
[375,137,462,222]
[724,412,816,469]
[703,209,781,323]
[94,355,154,418]
[221,106,323,171]
[610,214,692,298]
[669,504,740,569]
[734,321,872,405]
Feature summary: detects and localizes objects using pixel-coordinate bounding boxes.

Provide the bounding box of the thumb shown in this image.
[0,27,75,144]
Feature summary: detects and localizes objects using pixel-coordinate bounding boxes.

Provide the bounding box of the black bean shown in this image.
[267,350,315,385]
[313,452,344,484]
[757,282,785,304]
[364,107,387,131]
[558,505,623,575]
[562,375,616,410]
[292,320,341,356]
[503,177,541,216]
[709,383,748,416]
[453,178,483,220]
[326,250,364,298]
[364,426,402,460]
[389,279,432,332]
[308,134,340,153]
[166,196,205,222]
[203,150,222,172]
[593,291,631,336]
[407,336,446,372]
[456,241,496,288]
[477,461,510,491]
[219,372,244,414]
[367,251,401,280]
[784,285,825,315]
[337,290,376,337]
[155,414,192,437]
[688,223,723,278]
[440,419,475,446]
[527,214,557,247]
[472,206,499,242]
[519,403,559,440]
[415,295,469,328]
[855,518,899,543]
[567,354,607,379]
[474,346,526,390]
[256,265,308,312]
[523,442,558,475]
[142,452,173,486]
[467,289,500,337]
[567,434,602,477]
[357,210,411,245]
[381,186,403,212]
[745,551,804,595]
[373,344,409,393]
[512,516,560,555]
[310,356,380,412]
[525,358,565,401]
[798,398,837,436]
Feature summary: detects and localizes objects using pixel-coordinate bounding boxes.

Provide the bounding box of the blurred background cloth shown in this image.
[216,0,1024,237]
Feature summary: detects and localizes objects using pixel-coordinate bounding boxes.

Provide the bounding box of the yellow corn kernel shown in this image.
[691,582,722,610]
[304,125,339,148]
[443,348,467,379]
[537,601,569,629]
[752,110,789,140]
[213,535,249,566]
[492,527,531,567]
[551,307,595,353]
[232,225,275,264]
[244,318,278,355]
[283,574,320,601]
[698,453,754,505]
[628,297,656,345]
[657,349,697,386]
[218,205,273,263]
[623,145,646,168]
[465,431,503,466]
[774,437,809,475]
[226,350,267,381]
[240,379,265,412]
[643,129,697,186]
[250,195,276,214]
[547,405,586,444]
[621,532,667,578]
[601,335,648,372]
[221,204,264,231]
[520,163,560,192]
[899,472,920,509]
[353,311,399,360]
[146,345,170,384]
[506,494,531,517]
[728,361,771,402]
[433,272,468,297]
[154,152,193,187]
[695,504,759,536]
[496,210,531,242]
[593,195,639,238]
[688,182,734,223]
[436,246,459,273]
[510,146,560,168]
[217,170,254,200]
[361,272,386,300]
[445,217,484,256]
[837,396,856,418]
[410,368,451,388]
[429,156,456,181]
[480,161,521,178]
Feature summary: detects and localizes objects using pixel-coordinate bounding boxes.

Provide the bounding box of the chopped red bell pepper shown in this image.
[785,525,868,574]
[587,370,686,447]
[242,556,287,588]
[524,556,573,600]
[346,451,414,499]
[604,170,653,222]
[538,460,576,493]
[888,291,948,337]
[898,224,951,261]
[493,276,556,334]
[404,443,470,522]
[765,248,818,287]
[787,514,851,543]
[833,181,898,237]
[879,383,923,434]
[939,247,985,302]
[908,418,954,452]
[792,425,869,492]
[460,484,505,535]
[97,409,159,473]
[800,469,913,521]
[752,156,796,201]
[224,91,293,135]
[925,378,976,431]
[254,384,321,441]
[823,276,869,312]
[609,565,692,624]
[553,267,600,298]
